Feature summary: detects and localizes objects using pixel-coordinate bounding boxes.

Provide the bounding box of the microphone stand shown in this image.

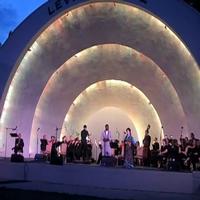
[4,126,17,159]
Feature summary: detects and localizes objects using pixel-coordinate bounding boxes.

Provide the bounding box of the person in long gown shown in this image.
[101,124,112,156]
[143,124,151,166]
[124,128,136,168]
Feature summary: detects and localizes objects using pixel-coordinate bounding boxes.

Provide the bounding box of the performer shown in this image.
[60,136,68,164]
[86,137,92,161]
[40,134,48,154]
[185,132,198,170]
[143,124,151,166]
[67,136,75,162]
[74,137,82,160]
[81,125,89,161]
[151,137,160,167]
[124,128,136,168]
[13,133,24,154]
[50,136,63,165]
[97,141,102,164]
[101,124,112,156]
[46,136,54,154]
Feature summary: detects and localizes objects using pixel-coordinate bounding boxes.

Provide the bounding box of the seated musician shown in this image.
[86,137,92,161]
[13,133,24,154]
[168,139,179,160]
[166,139,180,170]
[74,137,82,160]
[185,133,198,170]
[158,139,169,168]
[151,137,160,167]
[179,136,187,169]
[135,141,143,166]
[50,136,63,165]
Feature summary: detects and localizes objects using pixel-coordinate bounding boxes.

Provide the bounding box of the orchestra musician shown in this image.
[151,137,160,167]
[13,133,24,154]
[123,128,136,168]
[184,132,198,170]
[40,134,48,154]
[135,141,143,166]
[143,124,151,166]
[50,136,63,165]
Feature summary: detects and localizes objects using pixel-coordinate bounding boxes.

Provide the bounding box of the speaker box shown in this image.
[101,156,117,167]
[50,155,63,165]
[34,153,46,162]
[11,154,24,163]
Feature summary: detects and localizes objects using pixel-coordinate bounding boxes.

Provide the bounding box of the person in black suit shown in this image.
[14,133,24,154]
[50,136,63,165]
[81,125,89,161]
[40,134,48,153]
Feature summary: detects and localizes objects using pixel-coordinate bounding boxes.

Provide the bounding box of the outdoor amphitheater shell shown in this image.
[0,0,200,157]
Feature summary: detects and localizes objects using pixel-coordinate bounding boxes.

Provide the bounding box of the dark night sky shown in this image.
[0,0,46,44]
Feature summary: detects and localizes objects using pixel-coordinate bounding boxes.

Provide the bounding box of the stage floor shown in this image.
[0,159,200,200]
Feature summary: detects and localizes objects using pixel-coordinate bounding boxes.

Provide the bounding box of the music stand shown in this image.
[10,133,18,137]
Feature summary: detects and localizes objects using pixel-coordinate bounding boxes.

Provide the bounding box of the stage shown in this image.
[0,159,200,200]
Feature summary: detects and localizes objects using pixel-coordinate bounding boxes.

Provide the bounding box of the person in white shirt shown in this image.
[101,124,112,156]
